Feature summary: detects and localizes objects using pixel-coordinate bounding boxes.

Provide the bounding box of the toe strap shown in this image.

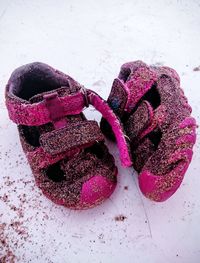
[40,120,104,155]
[125,100,154,140]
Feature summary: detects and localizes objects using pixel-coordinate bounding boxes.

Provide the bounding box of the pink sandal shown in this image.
[101,61,197,202]
[5,62,131,209]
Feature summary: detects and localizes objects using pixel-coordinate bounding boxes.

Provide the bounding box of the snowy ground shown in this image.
[0,0,200,262]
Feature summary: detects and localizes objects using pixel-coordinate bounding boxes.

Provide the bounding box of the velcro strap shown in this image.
[139,104,167,140]
[6,92,85,126]
[125,100,154,140]
[125,67,157,111]
[39,120,104,155]
[26,146,80,170]
[108,78,128,117]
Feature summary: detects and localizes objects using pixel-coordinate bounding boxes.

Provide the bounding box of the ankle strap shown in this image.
[6,91,86,126]
[87,89,132,167]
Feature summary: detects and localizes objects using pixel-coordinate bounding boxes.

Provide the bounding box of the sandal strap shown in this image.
[6,91,85,126]
[26,147,77,170]
[125,100,154,140]
[87,89,132,167]
[40,120,104,155]
[124,67,157,112]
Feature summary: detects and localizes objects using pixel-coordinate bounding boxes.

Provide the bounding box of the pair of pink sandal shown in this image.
[5,61,196,209]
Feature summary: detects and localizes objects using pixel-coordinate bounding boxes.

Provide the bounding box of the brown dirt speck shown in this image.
[114,215,127,222]
[193,66,200,71]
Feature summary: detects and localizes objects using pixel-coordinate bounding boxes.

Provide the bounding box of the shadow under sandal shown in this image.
[6,62,131,209]
[101,61,197,202]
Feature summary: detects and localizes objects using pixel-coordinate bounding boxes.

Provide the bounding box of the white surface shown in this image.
[0,0,200,262]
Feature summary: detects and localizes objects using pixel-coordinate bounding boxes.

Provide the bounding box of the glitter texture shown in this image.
[101,61,197,202]
[5,62,132,209]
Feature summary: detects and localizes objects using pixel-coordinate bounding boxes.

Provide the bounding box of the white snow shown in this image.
[0,0,200,262]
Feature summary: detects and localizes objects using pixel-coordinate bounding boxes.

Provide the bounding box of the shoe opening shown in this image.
[20,123,53,147]
[8,62,70,100]
[46,162,66,182]
[119,68,131,82]
[86,143,105,159]
[20,125,41,147]
[142,84,161,109]
[163,159,184,175]
[147,128,162,150]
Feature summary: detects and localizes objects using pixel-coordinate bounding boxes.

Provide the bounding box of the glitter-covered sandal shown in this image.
[101,61,197,201]
[5,62,131,209]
